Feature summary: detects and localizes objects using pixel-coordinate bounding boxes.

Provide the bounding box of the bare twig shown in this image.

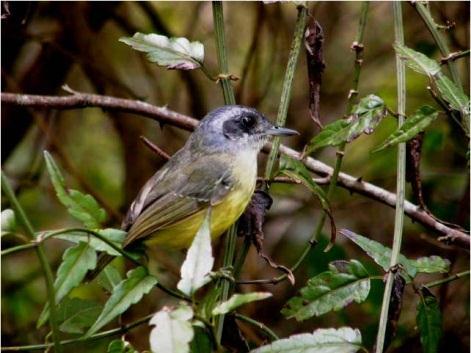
[2,91,469,248]
[139,135,171,160]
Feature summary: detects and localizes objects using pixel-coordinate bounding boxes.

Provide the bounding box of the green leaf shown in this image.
[108,339,138,353]
[177,209,214,295]
[149,303,194,353]
[251,327,362,353]
[44,151,107,228]
[410,256,450,274]
[306,94,386,153]
[281,260,370,321]
[56,297,102,334]
[38,242,97,327]
[306,119,350,152]
[97,264,123,293]
[190,325,213,353]
[373,106,438,152]
[212,292,272,316]
[119,33,204,70]
[393,43,441,77]
[86,267,157,336]
[55,228,126,256]
[279,156,336,247]
[417,289,442,353]
[340,229,417,278]
[436,74,470,116]
[1,209,16,236]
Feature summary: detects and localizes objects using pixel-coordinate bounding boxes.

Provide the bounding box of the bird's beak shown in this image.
[264,126,300,136]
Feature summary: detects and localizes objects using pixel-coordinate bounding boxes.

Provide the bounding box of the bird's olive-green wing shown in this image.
[122,154,234,247]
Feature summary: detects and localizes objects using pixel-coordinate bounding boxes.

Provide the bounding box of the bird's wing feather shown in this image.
[122,153,234,247]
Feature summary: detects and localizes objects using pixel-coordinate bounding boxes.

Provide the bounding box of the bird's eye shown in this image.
[241,115,256,129]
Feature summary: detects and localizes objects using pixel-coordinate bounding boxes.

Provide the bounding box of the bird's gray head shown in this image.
[189,105,298,152]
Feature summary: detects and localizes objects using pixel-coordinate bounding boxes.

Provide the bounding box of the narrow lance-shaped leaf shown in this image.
[306,94,387,153]
[120,33,204,70]
[86,267,157,336]
[410,256,450,274]
[251,327,363,353]
[97,264,123,293]
[417,288,442,353]
[373,106,438,152]
[44,151,107,228]
[281,260,370,321]
[279,156,336,248]
[37,242,97,327]
[393,43,441,77]
[436,74,470,135]
[149,303,194,353]
[55,297,102,334]
[212,292,272,315]
[339,229,417,278]
[177,208,214,295]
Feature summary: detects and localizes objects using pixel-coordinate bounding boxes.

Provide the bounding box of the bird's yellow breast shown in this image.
[144,150,257,249]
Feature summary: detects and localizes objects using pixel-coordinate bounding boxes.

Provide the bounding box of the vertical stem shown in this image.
[413,2,462,90]
[1,173,62,353]
[375,3,406,353]
[211,1,237,345]
[308,1,369,247]
[264,4,308,181]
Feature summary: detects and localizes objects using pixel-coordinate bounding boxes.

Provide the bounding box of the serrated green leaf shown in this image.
[417,289,442,353]
[212,292,272,316]
[108,339,138,353]
[410,256,450,274]
[97,264,123,293]
[86,267,157,336]
[279,156,335,247]
[393,43,441,77]
[38,242,97,327]
[436,74,470,116]
[306,94,386,153]
[56,297,102,334]
[177,209,214,295]
[281,260,370,321]
[44,151,107,228]
[251,327,362,353]
[120,33,204,70]
[149,303,194,353]
[373,106,438,152]
[1,209,16,236]
[340,229,417,278]
[55,228,126,256]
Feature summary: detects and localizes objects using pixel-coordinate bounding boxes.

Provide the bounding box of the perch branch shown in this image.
[2,91,469,248]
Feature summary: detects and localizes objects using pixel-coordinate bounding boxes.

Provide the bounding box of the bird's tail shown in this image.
[84,253,115,282]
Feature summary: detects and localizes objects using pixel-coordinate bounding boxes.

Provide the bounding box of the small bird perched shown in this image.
[89,105,297,278]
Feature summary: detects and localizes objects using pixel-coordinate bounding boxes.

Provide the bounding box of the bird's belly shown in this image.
[144,178,255,250]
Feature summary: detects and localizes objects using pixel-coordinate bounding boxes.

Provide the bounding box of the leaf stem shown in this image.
[234,313,279,342]
[0,313,154,352]
[1,173,62,353]
[412,2,462,90]
[211,1,238,346]
[264,4,308,181]
[263,2,369,284]
[1,242,38,256]
[425,270,470,288]
[375,3,406,353]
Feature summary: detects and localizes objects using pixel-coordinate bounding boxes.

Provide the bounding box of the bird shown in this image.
[88,105,298,279]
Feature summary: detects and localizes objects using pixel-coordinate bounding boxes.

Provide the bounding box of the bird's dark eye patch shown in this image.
[240,115,257,130]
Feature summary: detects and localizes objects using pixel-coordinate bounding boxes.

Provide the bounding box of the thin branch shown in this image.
[440,49,470,65]
[0,313,154,352]
[1,173,62,353]
[376,4,407,352]
[234,313,279,342]
[424,269,470,288]
[139,135,171,160]
[2,91,468,247]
